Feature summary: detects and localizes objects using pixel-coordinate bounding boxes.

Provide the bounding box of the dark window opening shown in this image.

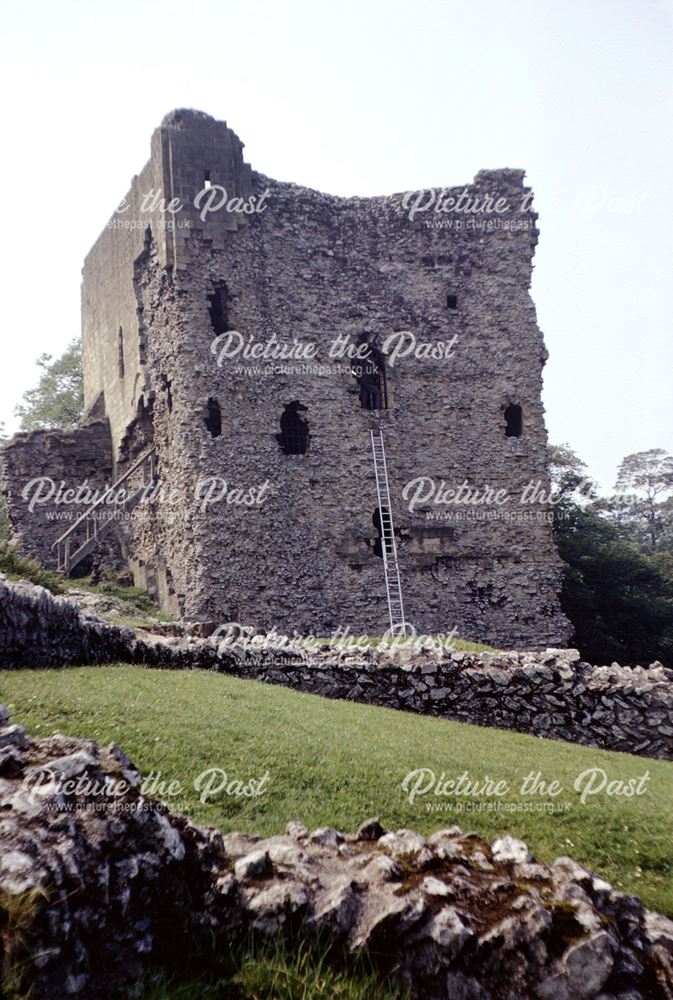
[505,403,523,437]
[207,284,228,335]
[205,397,222,438]
[160,374,173,414]
[118,327,125,380]
[277,400,309,455]
[204,171,212,189]
[352,336,387,410]
[371,506,403,558]
[446,294,458,309]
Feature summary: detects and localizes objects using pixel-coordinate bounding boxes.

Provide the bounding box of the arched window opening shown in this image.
[505,403,523,438]
[352,335,387,410]
[118,327,125,380]
[277,400,309,455]
[205,397,222,438]
[207,284,229,335]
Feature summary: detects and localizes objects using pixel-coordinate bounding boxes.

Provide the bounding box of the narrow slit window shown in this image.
[205,397,222,438]
[446,294,458,309]
[371,506,402,558]
[207,284,228,335]
[352,336,387,410]
[504,403,523,437]
[118,327,125,380]
[160,374,173,414]
[204,171,212,190]
[277,401,309,455]
[373,506,390,559]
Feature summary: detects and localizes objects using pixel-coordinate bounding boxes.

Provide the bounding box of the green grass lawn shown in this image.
[2,665,672,918]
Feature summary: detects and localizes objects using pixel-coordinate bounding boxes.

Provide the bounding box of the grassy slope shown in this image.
[1,665,672,917]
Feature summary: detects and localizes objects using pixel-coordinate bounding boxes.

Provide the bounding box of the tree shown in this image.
[548,443,597,507]
[614,449,673,553]
[556,508,673,666]
[656,496,673,554]
[549,444,673,666]
[15,339,83,432]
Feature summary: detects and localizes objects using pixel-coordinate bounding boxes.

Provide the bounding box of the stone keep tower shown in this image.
[2,109,570,648]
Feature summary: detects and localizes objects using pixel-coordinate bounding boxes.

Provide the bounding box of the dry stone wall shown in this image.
[0,574,221,670]
[214,638,673,761]
[0,575,672,762]
[1,712,672,999]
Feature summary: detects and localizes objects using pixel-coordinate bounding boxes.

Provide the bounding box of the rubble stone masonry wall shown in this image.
[2,109,572,648]
[0,421,113,570]
[80,110,570,648]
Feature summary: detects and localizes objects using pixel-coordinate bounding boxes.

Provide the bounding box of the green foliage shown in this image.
[612,449,673,553]
[0,548,170,627]
[549,445,673,667]
[71,574,174,625]
[555,508,673,666]
[0,540,65,593]
[15,339,83,432]
[616,448,673,498]
[144,935,406,999]
[4,666,673,916]
[547,443,597,507]
[0,886,48,998]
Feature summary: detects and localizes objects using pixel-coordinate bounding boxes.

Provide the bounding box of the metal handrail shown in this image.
[51,447,157,550]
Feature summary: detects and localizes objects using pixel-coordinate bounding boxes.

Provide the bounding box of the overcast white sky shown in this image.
[0,0,671,491]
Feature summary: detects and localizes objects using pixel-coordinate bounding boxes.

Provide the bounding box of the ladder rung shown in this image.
[371,429,406,638]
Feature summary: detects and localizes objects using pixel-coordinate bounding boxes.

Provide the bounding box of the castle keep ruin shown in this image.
[1,109,571,648]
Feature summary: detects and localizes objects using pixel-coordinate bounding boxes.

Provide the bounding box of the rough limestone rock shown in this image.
[0,709,672,998]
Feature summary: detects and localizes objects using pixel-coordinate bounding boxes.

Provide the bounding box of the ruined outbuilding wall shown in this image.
[0,421,113,569]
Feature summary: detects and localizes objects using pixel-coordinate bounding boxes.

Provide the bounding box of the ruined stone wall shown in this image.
[77,109,570,647]
[0,575,670,760]
[0,574,221,669]
[81,161,155,459]
[219,643,673,762]
[80,110,255,464]
[0,421,113,569]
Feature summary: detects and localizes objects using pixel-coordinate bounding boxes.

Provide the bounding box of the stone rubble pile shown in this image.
[0,709,672,999]
[1,572,672,760]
